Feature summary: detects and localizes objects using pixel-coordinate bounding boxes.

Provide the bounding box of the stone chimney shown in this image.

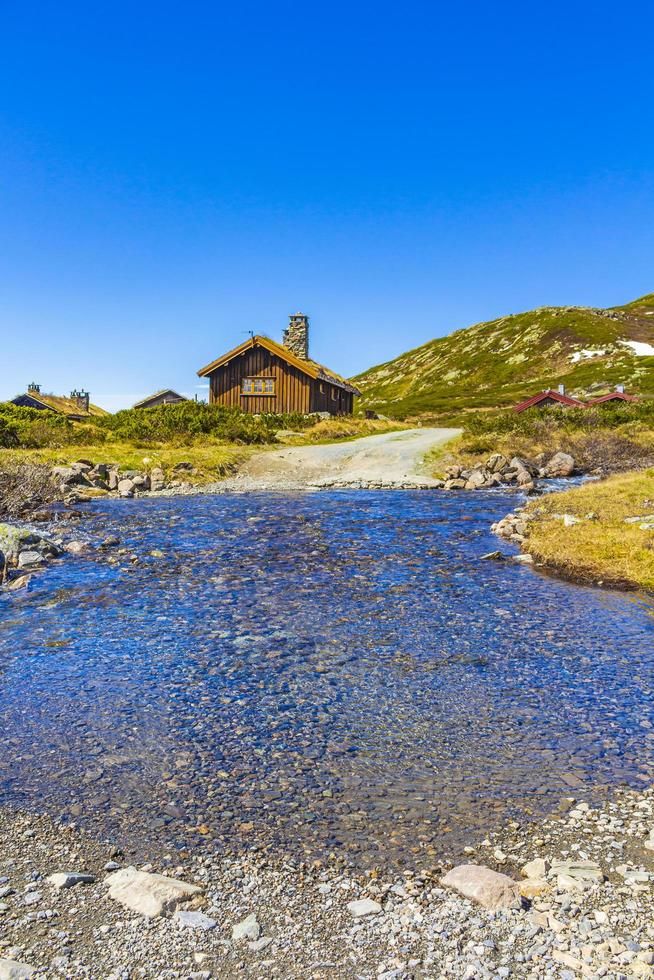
[70,389,90,412]
[283,313,309,360]
[28,382,41,394]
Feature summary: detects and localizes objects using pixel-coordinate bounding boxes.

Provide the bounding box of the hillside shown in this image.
[352,293,654,417]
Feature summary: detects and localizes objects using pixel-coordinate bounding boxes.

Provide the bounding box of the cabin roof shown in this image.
[197,335,362,396]
[586,391,639,404]
[132,388,186,408]
[513,389,586,412]
[12,392,109,418]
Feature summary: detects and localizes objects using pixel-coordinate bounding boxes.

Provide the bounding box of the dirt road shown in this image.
[217,427,460,490]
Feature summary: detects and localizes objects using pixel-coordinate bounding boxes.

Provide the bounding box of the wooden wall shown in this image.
[207,344,352,415]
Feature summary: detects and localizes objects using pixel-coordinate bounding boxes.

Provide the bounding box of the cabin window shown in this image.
[319,383,326,394]
[242,377,275,396]
[331,386,338,401]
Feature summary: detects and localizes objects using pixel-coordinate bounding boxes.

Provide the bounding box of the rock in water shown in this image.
[441,864,522,910]
[105,866,203,918]
[0,960,35,980]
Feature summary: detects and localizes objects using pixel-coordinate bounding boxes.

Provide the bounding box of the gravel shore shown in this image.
[1,784,653,979]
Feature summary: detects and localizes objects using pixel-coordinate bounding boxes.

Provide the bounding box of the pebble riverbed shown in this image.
[0,490,653,873]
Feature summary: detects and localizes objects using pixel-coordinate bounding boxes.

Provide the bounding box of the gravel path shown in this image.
[209,428,460,491]
[1,785,653,978]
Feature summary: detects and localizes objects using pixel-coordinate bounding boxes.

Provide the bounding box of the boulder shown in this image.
[107,469,120,491]
[17,551,44,569]
[465,469,490,490]
[441,864,522,910]
[443,478,467,490]
[0,524,60,565]
[0,960,35,979]
[117,479,135,498]
[130,473,150,490]
[150,467,165,492]
[486,453,510,473]
[510,456,539,477]
[105,866,203,918]
[544,452,575,478]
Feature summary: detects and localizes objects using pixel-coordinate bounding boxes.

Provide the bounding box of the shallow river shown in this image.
[1,490,653,869]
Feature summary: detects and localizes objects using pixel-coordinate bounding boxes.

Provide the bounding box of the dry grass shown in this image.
[0,442,254,485]
[294,417,408,444]
[524,469,654,592]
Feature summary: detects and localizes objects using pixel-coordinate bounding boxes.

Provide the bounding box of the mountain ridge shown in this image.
[351,293,654,416]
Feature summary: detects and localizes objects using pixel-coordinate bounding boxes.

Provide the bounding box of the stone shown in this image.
[543,452,575,478]
[441,865,522,910]
[562,514,581,527]
[64,540,91,555]
[232,913,261,941]
[150,468,165,491]
[0,524,59,564]
[521,858,549,879]
[486,453,509,473]
[347,898,383,917]
[117,479,135,498]
[47,872,95,890]
[465,469,490,490]
[17,551,44,569]
[174,910,217,931]
[480,551,505,561]
[0,960,35,980]
[549,859,603,886]
[518,878,549,899]
[105,866,202,918]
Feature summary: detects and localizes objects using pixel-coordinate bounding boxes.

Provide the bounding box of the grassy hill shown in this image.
[352,293,654,417]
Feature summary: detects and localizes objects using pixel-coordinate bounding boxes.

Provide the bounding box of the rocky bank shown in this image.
[0,783,653,979]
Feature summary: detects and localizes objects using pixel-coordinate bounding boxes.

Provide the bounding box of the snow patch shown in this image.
[620,340,654,356]
[570,348,607,363]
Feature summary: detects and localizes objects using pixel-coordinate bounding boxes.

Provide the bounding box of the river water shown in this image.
[1,490,653,869]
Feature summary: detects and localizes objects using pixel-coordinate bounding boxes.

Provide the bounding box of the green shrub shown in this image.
[95,402,317,445]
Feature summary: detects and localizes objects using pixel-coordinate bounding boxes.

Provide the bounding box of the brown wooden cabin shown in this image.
[132,388,187,409]
[197,314,360,415]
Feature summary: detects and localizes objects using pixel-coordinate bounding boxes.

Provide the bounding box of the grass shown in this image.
[0,443,255,484]
[523,470,654,592]
[352,293,654,417]
[0,417,406,487]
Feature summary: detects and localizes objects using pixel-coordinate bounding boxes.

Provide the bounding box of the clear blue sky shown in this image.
[2,1,653,410]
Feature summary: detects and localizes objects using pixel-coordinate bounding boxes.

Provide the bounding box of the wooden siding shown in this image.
[207,344,353,415]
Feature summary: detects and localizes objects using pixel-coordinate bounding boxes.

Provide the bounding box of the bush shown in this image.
[96,402,317,445]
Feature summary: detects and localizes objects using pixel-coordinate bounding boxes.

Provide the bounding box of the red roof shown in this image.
[513,389,586,413]
[587,391,639,404]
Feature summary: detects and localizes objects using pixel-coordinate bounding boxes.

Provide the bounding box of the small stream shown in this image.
[1,490,653,869]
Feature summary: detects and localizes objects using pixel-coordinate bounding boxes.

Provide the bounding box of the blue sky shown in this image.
[1,1,653,410]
